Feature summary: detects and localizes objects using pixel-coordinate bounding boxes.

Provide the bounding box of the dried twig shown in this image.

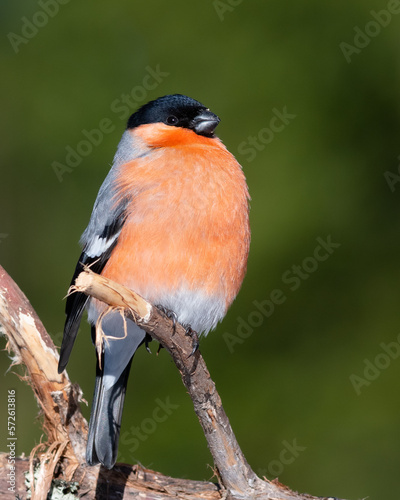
[71,267,347,500]
[0,265,349,499]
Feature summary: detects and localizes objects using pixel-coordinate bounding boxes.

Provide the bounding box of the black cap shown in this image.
[127,94,220,138]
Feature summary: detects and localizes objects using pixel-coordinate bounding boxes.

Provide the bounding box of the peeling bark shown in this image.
[0,265,347,500]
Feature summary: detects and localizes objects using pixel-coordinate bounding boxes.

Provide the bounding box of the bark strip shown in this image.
[0,265,348,500]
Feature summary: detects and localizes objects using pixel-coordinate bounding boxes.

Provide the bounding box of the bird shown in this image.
[57,94,250,469]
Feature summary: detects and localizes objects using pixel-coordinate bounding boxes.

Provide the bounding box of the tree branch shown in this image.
[0,265,348,499]
[74,268,263,497]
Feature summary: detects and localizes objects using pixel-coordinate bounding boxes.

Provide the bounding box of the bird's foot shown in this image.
[184,326,199,358]
[144,333,152,354]
[157,305,178,334]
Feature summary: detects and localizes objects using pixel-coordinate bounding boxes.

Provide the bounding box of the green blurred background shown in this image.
[1,1,400,498]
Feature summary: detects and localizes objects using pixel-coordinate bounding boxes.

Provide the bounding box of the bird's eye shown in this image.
[166,115,178,125]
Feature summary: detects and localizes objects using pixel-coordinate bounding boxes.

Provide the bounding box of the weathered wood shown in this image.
[71,268,345,500]
[0,265,348,499]
[75,268,263,497]
[0,453,221,500]
[0,266,87,466]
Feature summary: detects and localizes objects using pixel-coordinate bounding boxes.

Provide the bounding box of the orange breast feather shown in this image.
[102,124,250,309]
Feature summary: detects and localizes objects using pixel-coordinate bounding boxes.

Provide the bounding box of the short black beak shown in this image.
[192,110,220,137]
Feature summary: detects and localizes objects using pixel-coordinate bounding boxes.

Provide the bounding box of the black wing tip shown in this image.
[57,348,69,373]
[57,334,74,374]
[57,361,66,374]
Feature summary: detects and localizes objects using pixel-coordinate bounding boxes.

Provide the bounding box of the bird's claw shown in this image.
[157,305,178,334]
[185,326,199,358]
[156,306,199,356]
[144,333,152,354]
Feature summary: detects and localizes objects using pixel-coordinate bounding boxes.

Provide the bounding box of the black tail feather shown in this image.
[86,353,133,469]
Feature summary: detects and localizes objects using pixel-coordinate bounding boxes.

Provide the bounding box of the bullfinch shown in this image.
[58,94,250,469]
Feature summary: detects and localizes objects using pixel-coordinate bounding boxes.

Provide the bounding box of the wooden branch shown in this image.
[0,265,220,499]
[72,268,347,500]
[0,264,349,500]
[74,270,262,497]
[0,266,87,466]
[0,452,223,500]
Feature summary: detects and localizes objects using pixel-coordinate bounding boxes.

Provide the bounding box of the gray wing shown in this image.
[58,131,140,373]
